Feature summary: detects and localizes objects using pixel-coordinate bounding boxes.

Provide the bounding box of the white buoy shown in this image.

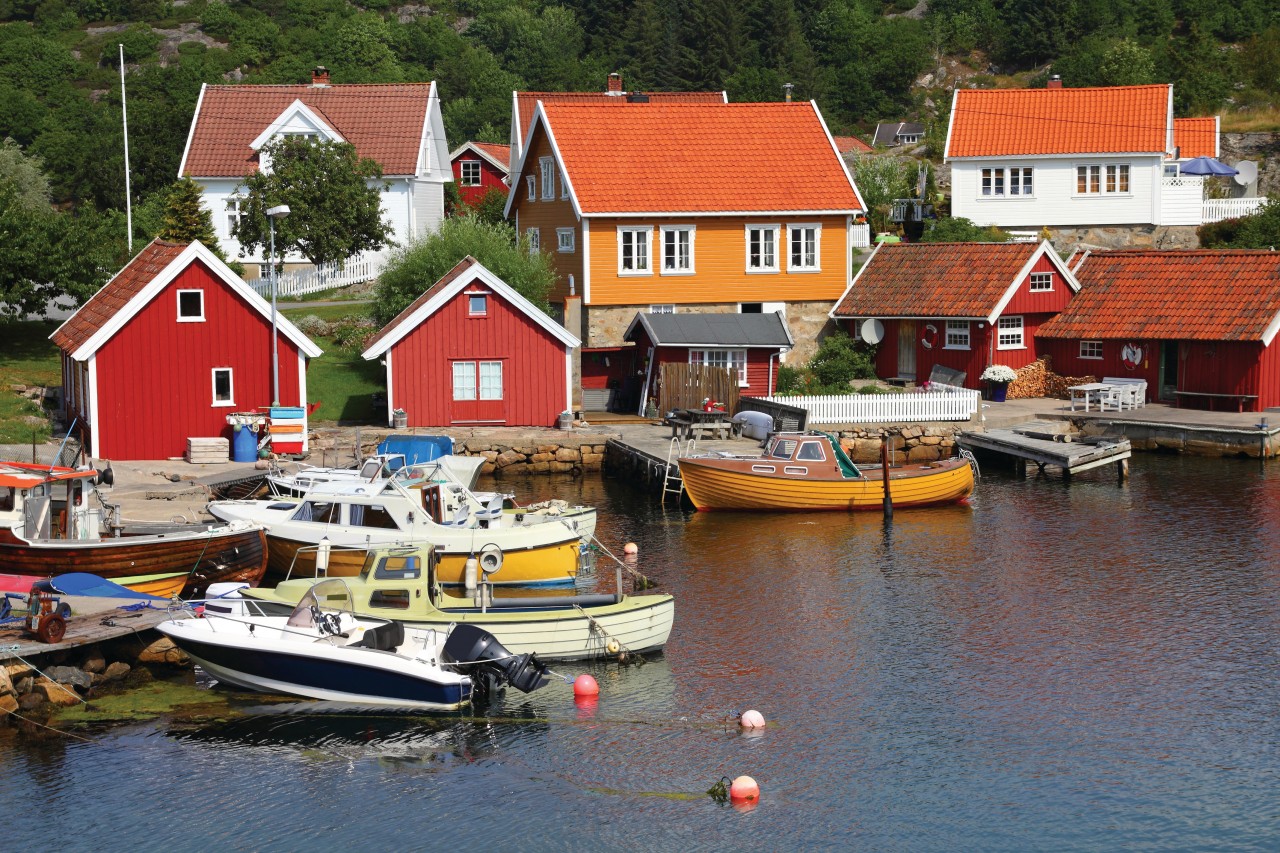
[740,709,766,729]
[623,542,638,555]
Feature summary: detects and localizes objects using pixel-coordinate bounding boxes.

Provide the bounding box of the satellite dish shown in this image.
[1233,160,1258,188]
[860,318,885,344]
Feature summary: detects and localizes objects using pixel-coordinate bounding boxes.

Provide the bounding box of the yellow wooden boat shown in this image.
[115,571,190,597]
[678,432,975,511]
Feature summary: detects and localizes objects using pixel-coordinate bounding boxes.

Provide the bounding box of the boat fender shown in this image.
[464,556,479,591]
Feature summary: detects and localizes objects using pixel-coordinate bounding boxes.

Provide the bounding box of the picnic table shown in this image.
[1068,383,1116,412]
[669,408,735,440]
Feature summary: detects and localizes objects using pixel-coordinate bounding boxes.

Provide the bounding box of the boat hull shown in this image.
[0,524,268,597]
[679,457,975,511]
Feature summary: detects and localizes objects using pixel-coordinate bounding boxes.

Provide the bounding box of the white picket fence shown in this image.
[1203,197,1268,224]
[762,388,981,424]
[252,254,382,298]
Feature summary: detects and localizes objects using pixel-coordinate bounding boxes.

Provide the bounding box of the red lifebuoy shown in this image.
[921,324,939,349]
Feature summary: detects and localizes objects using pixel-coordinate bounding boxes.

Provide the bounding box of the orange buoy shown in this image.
[623,542,638,555]
[729,775,760,803]
[573,674,599,697]
[740,709,766,729]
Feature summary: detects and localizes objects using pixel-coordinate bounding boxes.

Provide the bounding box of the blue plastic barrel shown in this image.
[232,424,257,463]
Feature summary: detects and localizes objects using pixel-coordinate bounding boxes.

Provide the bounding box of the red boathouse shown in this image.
[51,240,322,460]
[362,256,580,427]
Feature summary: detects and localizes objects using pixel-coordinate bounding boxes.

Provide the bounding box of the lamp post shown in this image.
[266,204,290,407]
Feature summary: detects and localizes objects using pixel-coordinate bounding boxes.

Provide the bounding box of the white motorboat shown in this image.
[267,453,486,497]
[157,579,551,710]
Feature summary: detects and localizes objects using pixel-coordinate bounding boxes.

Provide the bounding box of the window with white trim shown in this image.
[557,228,575,253]
[451,360,503,402]
[650,304,675,314]
[997,315,1024,349]
[944,320,970,349]
[452,361,476,400]
[226,197,246,236]
[618,226,653,275]
[981,167,1033,197]
[690,348,748,386]
[1080,340,1103,360]
[467,293,488,315]
[1077,164,1130,194]
[1029,272,1053,292]
[526,175,535,200]
[212,368,234,406]
[526,227,540,255]
[560,172,570,200]
[539,157,554,200]
[787,224,820,271]
[660,225,694,274]
[177,290,205,322]
[459,160,482,186]
[746,225,780,272]
[478,361,503,400]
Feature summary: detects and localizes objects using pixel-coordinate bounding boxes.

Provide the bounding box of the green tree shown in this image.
[919,216,1011,242]
[849,154,913,234]
[372,215,554,326]
[808,330,876,391]
[232,136,391,267]
[1197,200,1280,249]
[1098,38,1156,86]
[0,137,51,209]
[157,177,217,245]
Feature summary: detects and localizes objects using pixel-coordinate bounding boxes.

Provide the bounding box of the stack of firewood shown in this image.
[1008,356,1096,399]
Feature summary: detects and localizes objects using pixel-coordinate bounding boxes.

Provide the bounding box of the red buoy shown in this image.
[573,674,599,697]
[729,775,760,803]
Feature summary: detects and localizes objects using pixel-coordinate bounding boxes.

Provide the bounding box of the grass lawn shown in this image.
[0,320,61,443]
[282,305,385,424]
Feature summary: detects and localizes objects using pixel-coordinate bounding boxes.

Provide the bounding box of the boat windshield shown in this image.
[286,578,356,627]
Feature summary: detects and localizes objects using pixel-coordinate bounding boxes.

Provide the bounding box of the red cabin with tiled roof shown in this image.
[451,142,511,207]
[362,257,579,427]
[50,241,322,460]
[1037,250,1280,410]
[830,241,1079,388]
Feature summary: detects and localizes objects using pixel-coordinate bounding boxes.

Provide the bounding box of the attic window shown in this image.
[177,290,205,322]
[460,160,482,186]
[467,293,488,315]
[1029,272,1053,292]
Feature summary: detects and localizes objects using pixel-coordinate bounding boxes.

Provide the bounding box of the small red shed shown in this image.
[51,240,322,460]
[1037,250,1280,411]
[449,141,510,207]
[362,256,580,427]
[830,240,1079,388]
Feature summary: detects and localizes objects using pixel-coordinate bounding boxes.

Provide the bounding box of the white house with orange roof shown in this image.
[180,67,451,280]
[505,98,865,394]
[945,81,1261,231]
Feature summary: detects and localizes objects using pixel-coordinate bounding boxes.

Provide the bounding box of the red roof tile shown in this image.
[947,85,1171,158]
[51,240,189,352]
[1038,251,1280,341]
[1174,117,1217,160]
[536,102,861,213]
[472,142,511,169]
[364,257,480,352]
[183,83,434,177]
[833,135,873,154]
[833,242,1041,317]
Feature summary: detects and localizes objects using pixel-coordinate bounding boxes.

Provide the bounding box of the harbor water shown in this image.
[3,454,1280,850]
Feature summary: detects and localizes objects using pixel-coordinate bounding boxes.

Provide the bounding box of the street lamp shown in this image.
[266,204,290,406]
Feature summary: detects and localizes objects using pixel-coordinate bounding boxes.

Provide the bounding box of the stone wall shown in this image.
[453,435,609,477]
[1220,132,1279,198]
[1044,224,1201,255]
[834,424,965,463]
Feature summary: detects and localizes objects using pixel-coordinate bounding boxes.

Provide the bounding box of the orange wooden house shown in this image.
[504,99,865,405]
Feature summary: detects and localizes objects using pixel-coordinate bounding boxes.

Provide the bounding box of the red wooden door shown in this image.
[450,359,506,423]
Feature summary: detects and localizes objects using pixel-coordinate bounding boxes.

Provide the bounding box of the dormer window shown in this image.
[1029,272,1053,292]
[177,290,205,322]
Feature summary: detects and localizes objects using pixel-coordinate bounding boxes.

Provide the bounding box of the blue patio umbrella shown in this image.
[1179,156,1238,176]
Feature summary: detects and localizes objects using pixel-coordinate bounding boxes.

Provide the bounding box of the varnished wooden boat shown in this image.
[678,432,975,511]
[0,461,268,598]
[0,570,188,597]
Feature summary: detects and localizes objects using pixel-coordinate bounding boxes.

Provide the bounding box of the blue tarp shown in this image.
[41,573,169,601]
[377,434,454,465]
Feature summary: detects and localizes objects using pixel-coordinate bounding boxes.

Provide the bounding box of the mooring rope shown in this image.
[7,651,88,705]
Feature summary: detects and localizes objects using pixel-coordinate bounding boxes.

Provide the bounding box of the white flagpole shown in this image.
[119,43,132,252]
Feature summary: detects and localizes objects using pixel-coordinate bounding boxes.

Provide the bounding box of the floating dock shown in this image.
[959,421,1132,481]
[0,596,172,662]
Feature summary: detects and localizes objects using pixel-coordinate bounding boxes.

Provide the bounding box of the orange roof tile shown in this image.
[51,240,189,352]
[514,90,726,150]
[535,102,861,213]
[1038,251,1280,341]
[183,83,435,177]
[1174,117,1217,160]
[472,142,511,169]
[833,242,1041,317]
[833,135,873,154]
[947,85,1171,158]
[364,257,480,352]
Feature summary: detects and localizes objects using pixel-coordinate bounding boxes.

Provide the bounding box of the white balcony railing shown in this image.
[852,223,871,248]
[1203,197,1268,224]
[762,388,981,425]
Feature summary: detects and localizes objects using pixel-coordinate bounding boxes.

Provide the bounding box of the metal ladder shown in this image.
[661,435,694,503]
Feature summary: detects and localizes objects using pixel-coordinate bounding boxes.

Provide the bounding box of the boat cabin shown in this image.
[756,434,859,479]
[0,462,108,542]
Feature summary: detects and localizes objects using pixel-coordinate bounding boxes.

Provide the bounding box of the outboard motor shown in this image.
[441,624,551,703]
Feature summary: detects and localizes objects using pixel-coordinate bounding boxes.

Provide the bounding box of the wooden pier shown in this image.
[0,595,172,662]
[605,428,760,498]
[959,421,1132,481]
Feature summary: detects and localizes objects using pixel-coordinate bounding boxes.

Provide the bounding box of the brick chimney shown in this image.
[311,66,331,87]
[606,72,623,95]
[1047,74,1063,89]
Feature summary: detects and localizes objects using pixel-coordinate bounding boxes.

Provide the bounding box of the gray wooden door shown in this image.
[898,320,917,380]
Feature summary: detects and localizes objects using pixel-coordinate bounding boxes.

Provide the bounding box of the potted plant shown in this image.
[980,364,1017,402]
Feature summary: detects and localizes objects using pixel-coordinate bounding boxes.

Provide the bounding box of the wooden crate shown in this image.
[186,437,229,464]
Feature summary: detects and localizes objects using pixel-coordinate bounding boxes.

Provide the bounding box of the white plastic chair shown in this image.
[442,505,471,528]
[475,496,503,527]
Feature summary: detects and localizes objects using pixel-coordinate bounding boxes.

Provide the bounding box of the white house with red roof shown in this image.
[180,67,450,278]
[944,81,1258,231]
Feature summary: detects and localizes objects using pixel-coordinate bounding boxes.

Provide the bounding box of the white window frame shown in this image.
[981,166,1033,198]
[525,175,535,200]
[560,171,570,200]
[1076,163,1131,196]
[459,160,482,187]
[617,226,653,275]
[556,228,575,253]
[478,360,503,400]
[690,348,748,387]
[944,320,970,350]
[1080,340,1103,360]
[452,361,477,401]
[1029,272,1053,292]
[176,289,205,322]
[539,157,554,200]
[225,197,245,237]
[526,227,540,255]
[211,368,235,407]
[660,225,695,275]
[745,224,780,273]
[649,304,676,314]
[787,223,821,272]
[467,292,488,316]
[997,315,1025,350]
